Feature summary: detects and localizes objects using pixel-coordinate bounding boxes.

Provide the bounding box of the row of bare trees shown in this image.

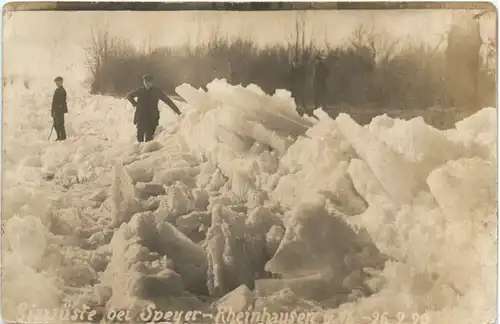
[84,12,496,119]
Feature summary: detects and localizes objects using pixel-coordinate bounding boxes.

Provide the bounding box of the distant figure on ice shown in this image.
[52,76,68,141]
[126,74,181,142]
[313,54,329,109]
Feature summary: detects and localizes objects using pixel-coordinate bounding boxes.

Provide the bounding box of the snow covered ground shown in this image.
[1,77,497,324]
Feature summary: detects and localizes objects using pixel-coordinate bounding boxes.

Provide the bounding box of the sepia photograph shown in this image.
[1,2,497,324]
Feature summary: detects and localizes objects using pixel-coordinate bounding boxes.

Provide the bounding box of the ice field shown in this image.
[1,77,497,324]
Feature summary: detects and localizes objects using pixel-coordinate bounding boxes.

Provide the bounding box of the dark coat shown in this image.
[126,86,181,125]
[52,87,68,116]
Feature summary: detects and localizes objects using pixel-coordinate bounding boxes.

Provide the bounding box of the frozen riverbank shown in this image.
[1,78,497,324]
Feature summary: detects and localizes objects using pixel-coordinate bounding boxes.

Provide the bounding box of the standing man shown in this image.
[52,76,68,141]
[126,74,181,142]
[313,54,329,109]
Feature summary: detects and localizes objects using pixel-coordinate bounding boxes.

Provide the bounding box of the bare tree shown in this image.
[85,26,134,94]
[445,11,483,109]
[141,35,156,56]
[85,26,115,93]
[475,10,497,74]
[195,15,204,51]
[349,24,401,66]
[349,24,376,55]
[287,11,315,66]
[285,12,317,113]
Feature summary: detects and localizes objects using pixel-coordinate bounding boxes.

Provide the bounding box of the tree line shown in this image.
[85,12,496,127]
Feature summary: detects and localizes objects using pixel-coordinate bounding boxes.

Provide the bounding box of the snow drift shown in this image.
[1,78,497,324]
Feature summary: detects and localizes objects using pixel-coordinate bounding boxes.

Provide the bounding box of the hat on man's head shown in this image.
[142,74,154,82]
[54,76,63,82]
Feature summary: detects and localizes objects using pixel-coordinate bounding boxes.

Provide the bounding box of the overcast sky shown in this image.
[3,9,496,81]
